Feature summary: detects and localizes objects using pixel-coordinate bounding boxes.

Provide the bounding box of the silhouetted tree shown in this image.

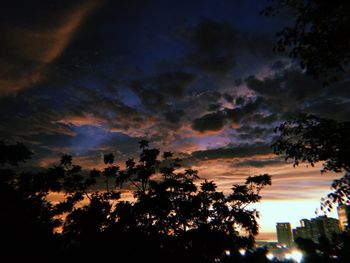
[0,141,272,262]
[273,114,350,209]
[0,141,32,165]
[294,233,350,263]
[331,231,350,262]
[262,0,350,84]
[79,141,272,262]
[0,143,60,261]
[294,237,320,263]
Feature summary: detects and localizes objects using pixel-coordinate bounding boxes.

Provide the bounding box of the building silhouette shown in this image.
[337,204,350,231]
[293,219,312,240]
[292,216,341,243]
[276,222,292,247]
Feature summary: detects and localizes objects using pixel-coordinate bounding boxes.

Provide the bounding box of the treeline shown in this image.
[0,140,272,263]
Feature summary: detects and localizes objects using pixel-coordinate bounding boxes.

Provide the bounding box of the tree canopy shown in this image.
[264,0,350,212]
[273,114,350,209]
[262,0,350,84]
[0,141,272,262]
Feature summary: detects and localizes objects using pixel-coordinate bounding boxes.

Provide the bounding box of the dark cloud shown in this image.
[236,126,273,140]
[207,103,222,112]
[244,65,350,125]
[163,110,185,124]
[232,157,283,168]
[235,30,276,59]
[182,90,223,118]
[234,96,245,106]
[226,97,266,122]
[130,71,195,110]
[180,19,237,73]
[191,112,226,132]
[190,95,269,133]
[185,19,236,52]
[222,93,234,103]
[270,60,288,71]
[131,79,167,109]
[246,69,322,103]
[304,98,350,122]
[243,113,279,126]
[179,18,277,75]
[191,143,272,160]
[0,93,73,140]
[187,53,236,74]
[155,72,196,98]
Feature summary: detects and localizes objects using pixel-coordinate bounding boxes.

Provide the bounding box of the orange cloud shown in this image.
[188,157,339,236]
[0,0,101,95]
[38,154,104,170]
[56,114,106,127]
[189,157,335,200]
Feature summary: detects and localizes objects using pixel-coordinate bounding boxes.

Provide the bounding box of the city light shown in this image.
[285,250,303,263]
[266,252,274,260]
[239,248,246,256]
[224,250,231,256]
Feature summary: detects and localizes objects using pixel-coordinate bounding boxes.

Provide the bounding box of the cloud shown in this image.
[0,0,101,94]
[130,71,196,110]
[179,19,236,74]
[190,96,268,133]
[191,112,226,132]
[6,14,280,148]
[190,143,272,161]
[189,157,336,202]
[225,97,266,123]
[163,110,185,124]
[154,72,196,98]
[56,114,105,127]
[235,125,274,141]
[232,157,283,168]
[246,68,322,103]
[304,98,350,122]
[244,65,350,124]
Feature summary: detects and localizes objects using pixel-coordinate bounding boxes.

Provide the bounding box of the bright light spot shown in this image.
[239,248,246,256]
[266,253,274,260]
[291,250,303,263]
[285,250,303,263]
[224,250,231,256]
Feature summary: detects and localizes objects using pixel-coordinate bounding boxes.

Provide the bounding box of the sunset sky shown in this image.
[1,0,348,239]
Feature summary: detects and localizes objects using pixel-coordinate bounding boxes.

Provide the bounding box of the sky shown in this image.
[1,0,349,239]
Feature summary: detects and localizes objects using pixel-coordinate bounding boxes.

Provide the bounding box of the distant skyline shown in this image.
[256,200,339,241]
[1,0,349,237]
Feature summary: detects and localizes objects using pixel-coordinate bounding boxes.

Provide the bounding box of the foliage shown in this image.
[0,141,271,262]
[262,0,350,84]
[0,143,59,260]
[294,232,350,263]
[0,140,32,165]
[273,114,350,209]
